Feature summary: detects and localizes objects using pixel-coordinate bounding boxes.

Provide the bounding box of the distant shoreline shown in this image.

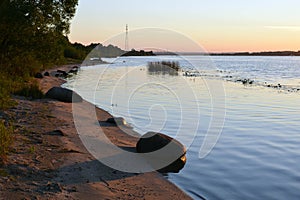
[155,50,300,56]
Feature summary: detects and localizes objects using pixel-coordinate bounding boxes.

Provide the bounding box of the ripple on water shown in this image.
[64,56,300,200]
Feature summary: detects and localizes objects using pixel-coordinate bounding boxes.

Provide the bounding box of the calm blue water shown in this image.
[64,56,300,200]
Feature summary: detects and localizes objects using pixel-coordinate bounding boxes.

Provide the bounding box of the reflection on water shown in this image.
[64,56,300,200]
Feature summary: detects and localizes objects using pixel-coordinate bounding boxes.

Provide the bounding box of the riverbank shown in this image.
[0,65,191,199]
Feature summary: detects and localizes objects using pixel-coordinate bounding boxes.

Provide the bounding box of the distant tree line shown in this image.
[158,51,300,56]
[121,49,155,57]
[64,43,125,60]
[209,51,300,56]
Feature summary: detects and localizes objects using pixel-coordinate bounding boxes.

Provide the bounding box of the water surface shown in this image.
[64,56,300,200]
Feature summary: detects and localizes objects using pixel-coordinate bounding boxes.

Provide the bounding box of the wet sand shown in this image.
[0,65,191,199]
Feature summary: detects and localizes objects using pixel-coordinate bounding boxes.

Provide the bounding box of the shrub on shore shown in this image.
[0,74,17,110]
[14,81,44,100]
[0,121,13,164]
[0,75,44,110]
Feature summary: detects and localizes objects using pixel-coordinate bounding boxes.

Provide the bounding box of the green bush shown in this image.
[0,72,44,110]
[0,91,15,110]
[0,73,16,110]
[14,81,44,99]
[0,121,13,163]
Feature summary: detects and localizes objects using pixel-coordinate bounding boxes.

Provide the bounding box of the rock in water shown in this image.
[106,117,126,125]
[69,66,79,74]
[106,117,132,128]
[45,87,82,103]
[136,132,187,173]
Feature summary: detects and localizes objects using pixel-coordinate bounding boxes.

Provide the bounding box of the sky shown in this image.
[69,0,300,53]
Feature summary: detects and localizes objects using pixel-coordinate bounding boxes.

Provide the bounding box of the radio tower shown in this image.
[125,24,129,51]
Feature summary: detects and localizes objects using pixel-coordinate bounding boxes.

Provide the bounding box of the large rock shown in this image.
[69,66,79,74]
[56,70,69,78]
[45,87,82,103]
[34,72,44,79]
[136,132,187,173]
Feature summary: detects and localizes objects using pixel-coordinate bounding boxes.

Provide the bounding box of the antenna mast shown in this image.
[125,24,129,51]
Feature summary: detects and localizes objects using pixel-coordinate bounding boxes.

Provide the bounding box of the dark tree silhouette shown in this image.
[0,0,78,77]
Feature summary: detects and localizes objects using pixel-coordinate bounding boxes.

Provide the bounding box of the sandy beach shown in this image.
[0,65,191,200]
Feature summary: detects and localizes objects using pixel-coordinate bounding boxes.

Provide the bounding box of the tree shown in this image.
[0,0,78,77]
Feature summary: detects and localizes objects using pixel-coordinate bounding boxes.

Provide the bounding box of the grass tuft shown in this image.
[0,121,13,164]
[14,81,44,99]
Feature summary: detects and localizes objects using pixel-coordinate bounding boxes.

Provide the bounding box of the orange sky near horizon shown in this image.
[69,0,300,53]
[194,26,300,52]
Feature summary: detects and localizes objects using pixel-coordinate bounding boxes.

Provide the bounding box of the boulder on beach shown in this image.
[56,70,69,78]
[44,71,50,76]
[136,132,187,173]
[34,72,44,79]
[45,87,83,103]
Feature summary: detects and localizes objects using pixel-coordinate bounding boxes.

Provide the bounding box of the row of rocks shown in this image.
[44,87,187,173]
[236,78,254,85]
[34,66,83,103]
[44,87,186,173]
[52,66,79,78]
[42,70,186,173]
[34,66,79,79]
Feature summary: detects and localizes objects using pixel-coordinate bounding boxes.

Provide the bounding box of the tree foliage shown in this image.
[64,43,126,60]
[0,0,78,77]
